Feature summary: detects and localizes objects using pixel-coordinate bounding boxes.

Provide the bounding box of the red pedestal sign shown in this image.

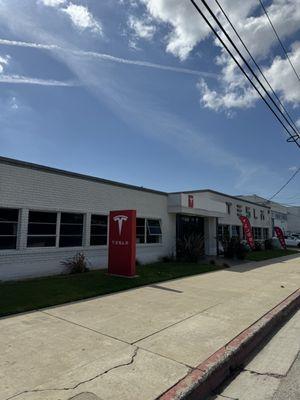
[274,226,286,249]
[108,210,136,277]
[239,216,255,250]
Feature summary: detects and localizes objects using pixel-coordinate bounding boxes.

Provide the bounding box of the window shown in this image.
[231,225,240,238]
[218,224,230,240]
[146,219,162,243]
[252,227,262,240]
[136,218,145,243]
[263,228,269,240]
[0,208,19,250]
[136,218,162,244]
[260,210,265,221]
[90,214,107,246]
[27,211,57,247]
[59,213,83,247]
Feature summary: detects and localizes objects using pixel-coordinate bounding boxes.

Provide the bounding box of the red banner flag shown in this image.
[274,226,286,249]
[239,216,255,249]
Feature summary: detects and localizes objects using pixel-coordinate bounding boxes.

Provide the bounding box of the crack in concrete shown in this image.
[244,368,284,379]
[5,347,139,400]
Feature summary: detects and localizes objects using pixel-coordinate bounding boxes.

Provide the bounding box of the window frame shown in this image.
[136,217,162,245]
[59,212,84,248]
[90,214,108,246]
[27,210,58,248]
[0,207,19,250]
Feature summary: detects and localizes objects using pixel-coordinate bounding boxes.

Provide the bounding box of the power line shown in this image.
[214,0,300,135]
[258,0,300,84]
[189,0,300,148]
[268,167,300,201]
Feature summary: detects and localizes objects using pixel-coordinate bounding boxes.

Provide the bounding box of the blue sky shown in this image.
[0,0,299,203]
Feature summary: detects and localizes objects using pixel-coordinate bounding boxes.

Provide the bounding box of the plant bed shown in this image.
[0,262,223,317]
[245,249,298,262]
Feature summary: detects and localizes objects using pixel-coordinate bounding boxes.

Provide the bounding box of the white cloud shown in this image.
[0,37,217,79]
[289,166,298,171]
[39,0,66,7]
[62,4,102,35]
[140,0,300,112]
[0,74,76,86]
[9,96,19,110]
[0,54,10,73]
[296,118,300,128]
[128,15,156,40]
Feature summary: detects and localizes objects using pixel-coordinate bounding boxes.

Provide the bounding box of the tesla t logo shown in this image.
[113,215,128,236]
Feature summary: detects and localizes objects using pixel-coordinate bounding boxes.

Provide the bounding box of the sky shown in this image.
[0,0,299,204]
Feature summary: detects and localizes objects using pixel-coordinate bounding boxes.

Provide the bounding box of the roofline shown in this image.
[169,189,271,209]
[0,156,168,196]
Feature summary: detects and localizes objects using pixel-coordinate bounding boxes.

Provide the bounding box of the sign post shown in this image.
[239,216,255,250]
[108,210,136,277]
[274,226,286,249]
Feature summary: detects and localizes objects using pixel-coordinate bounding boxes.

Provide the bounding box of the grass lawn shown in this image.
[245,248,298,262]
[0,262,222,317]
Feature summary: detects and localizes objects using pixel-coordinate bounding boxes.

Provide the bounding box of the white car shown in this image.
[284,236,300,248]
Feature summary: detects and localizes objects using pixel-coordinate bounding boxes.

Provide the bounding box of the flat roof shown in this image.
[0,156,271,208]
[170,189,271,209]
[0,156,167,196]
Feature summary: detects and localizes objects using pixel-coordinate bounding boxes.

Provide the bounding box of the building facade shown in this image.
[287,206,300,234]
[0,157,272,281]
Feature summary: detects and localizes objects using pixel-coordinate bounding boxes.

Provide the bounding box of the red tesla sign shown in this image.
[188,195,194,208]
[108,210,136,276]
[239,215,255,250]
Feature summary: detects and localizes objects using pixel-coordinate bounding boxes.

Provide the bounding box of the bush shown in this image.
[61,252,89,274]
[223,237,249,260]
[235,242,249,260]
[160,254,176,263]
[254,241,262,251]
[264,239,273,250]
[176,234,205,262]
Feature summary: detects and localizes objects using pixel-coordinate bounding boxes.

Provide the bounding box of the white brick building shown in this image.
[0,157,272,281]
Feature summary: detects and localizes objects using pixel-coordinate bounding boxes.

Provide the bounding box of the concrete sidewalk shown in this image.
[1,254,300,400]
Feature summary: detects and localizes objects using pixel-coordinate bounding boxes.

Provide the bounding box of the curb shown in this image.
[158,289,300,400]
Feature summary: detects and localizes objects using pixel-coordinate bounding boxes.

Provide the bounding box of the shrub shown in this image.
[223,237,237,259]
[235,242,249,260]
[254,241,262,251]
[264,239,273,250]
[61,252,89,274]
[160,254,176,263]
[209,259,216,265]
[176,234,205,262]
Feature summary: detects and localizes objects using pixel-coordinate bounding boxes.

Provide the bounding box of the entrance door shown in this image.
[176,214,205,260]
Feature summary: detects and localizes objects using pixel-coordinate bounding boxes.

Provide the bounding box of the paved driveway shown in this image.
[1,255,300,400]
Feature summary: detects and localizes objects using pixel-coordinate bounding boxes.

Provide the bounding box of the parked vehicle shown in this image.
[284,236,300,248]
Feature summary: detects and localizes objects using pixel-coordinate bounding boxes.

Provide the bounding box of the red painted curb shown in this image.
[158,289,300,400]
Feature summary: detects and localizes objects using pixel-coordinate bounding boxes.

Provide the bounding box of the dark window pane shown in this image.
[60,224,83,235]
[91,225,107,236]
[91,215,107,225]
[136,235,145,244]
[0,236,17,249]
[90,235,107,246]
[147,220,162,235]
[136,218,145,227]
[0,222,18,235]
[0,208,19,222]
[61,213,83,224]
[29,211,57,223]
[146,233,161,244]
[59,236,82,247]
[28,223,56,235]
[27,236,56,247]
[136,226,145,235]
